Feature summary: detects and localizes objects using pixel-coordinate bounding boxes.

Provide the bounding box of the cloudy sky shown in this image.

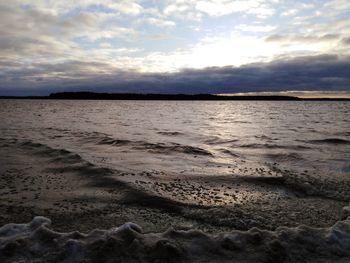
[1,0,350,95]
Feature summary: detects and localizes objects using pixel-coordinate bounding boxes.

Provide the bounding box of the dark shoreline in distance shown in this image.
[1,91,349,101]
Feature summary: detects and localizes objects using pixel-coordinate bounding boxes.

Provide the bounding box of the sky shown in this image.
[0,0,350,95]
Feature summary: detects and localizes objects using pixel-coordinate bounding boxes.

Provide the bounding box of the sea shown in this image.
[1,100,349,179]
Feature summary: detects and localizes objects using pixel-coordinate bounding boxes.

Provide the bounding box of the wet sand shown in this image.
[0,138,348,234]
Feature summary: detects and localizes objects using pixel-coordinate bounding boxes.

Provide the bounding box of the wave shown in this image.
[219,149,241,158]
[12,138,350,202]
[306,138,350,145]
[87,135,213,156]
[97,137,132,146]
[1,213,349,263]
[157,131,184,136]
[204,137,239,145]
[19,139,114,176]
[254,135,273,140]
[342,166,350,173]
[239,143,311,150]
[134,142,213,156]
[334,132,350,137]
[264,152,303,162]
[277,171,350,201]
[8,138,191,212]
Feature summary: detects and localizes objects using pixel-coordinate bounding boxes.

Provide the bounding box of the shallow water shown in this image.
[1,99,350,235]
[1,100,349,179]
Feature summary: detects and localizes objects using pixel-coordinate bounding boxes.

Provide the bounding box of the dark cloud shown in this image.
[1,54,350,95]
[342,37,350,45]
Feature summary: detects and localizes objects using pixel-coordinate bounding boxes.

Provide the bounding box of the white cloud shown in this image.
[163,0,276,20]
[139,17,176,28]
[235,24,276,32]
[281,9,298,16]
[139,26,350,72]
[0,1,142,76]
[17,0,144,16]
[163,1,203,21]
[324,0,350,10]
[195,0,275,17]
[107,1,143,16]
[164,3,191,15]
[138,33,281,72]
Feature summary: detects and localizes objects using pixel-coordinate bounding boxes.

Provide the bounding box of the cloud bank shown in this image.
[1,54,349,96]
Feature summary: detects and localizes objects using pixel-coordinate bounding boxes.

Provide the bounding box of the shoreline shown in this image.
[0,137,348,232]
[0,137,349,261]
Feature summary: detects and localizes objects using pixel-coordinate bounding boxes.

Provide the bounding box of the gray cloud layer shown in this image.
[1,54,349,95]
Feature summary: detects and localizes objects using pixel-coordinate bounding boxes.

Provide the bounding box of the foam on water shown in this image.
[0,209,350,263]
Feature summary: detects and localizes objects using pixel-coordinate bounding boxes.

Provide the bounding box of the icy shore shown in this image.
[1,205,350,263]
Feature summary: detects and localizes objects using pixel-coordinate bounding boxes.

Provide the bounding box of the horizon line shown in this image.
[1,91,350,101]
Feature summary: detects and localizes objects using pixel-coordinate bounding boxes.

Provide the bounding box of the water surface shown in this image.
[1,100,349,178]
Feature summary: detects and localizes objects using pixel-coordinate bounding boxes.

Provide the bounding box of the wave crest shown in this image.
[90,135,213,156]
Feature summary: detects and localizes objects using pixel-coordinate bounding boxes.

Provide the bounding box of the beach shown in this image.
[0,100,350,262]
[1,138,350,262]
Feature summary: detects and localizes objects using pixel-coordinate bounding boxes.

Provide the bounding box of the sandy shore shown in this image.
[0,137,348,234]
[0,138,350,261]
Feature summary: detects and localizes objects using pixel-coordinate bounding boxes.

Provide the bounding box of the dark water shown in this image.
[1,100,349,179]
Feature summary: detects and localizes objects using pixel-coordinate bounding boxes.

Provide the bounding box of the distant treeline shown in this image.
[48,92,301,100]
[0,92,349,101]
